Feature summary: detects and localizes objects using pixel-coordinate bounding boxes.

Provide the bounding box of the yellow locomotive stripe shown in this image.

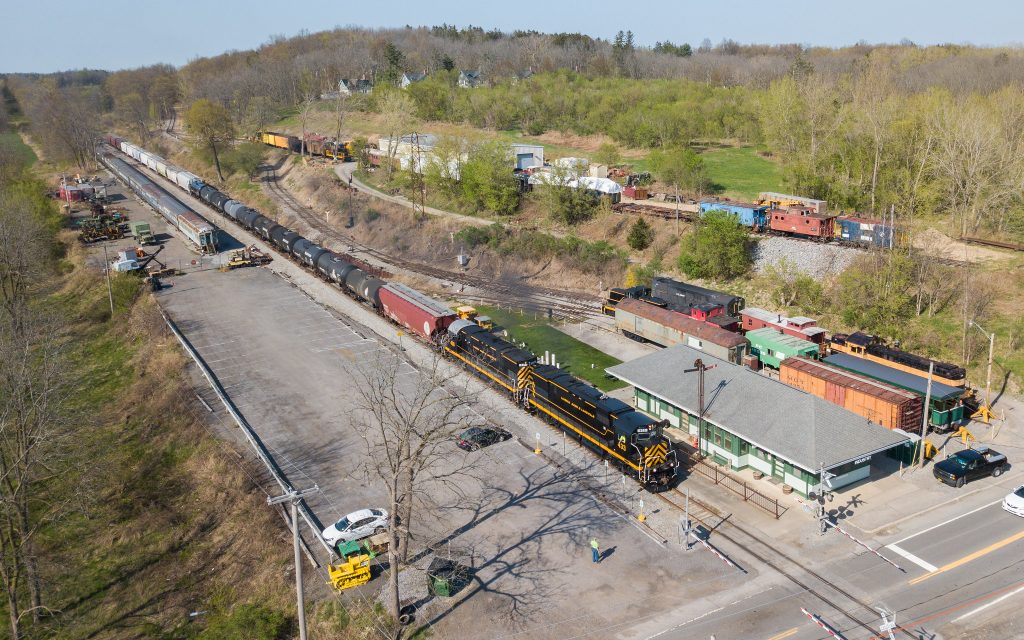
[445,346,516,392]
[529,397,641,472]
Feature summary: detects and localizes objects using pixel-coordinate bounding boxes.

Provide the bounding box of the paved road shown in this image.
[636,490,1024,640]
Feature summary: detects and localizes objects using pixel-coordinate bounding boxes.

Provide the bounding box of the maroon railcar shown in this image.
[378,283,457,339]
[768,207,836,241]
[740,307,827,346]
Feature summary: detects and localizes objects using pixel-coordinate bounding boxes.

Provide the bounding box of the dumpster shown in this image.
[426,557,468,597]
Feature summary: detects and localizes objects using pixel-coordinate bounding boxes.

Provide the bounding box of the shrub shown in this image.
[678,209,751,279]
[627,217,654,250]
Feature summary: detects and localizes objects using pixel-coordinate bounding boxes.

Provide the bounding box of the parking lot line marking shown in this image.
[886,544,939,573]
[766,628,798,640]
[952,583,1024,622]
[908,529,1024,585]
[891,499,1002,545]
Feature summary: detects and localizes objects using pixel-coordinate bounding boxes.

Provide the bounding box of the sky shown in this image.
[2,0,1021,73]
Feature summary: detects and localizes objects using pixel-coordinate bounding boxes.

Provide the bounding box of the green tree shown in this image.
[220,142,266,179]
[678,209,751,279]
[382,42,405,85]
[184,99,235,181]
[627,216,654,250]
[460,141,520,215]
[535,167,598,225]
[594,142,620,168]
[649,146,708,230]
[833,253,916,334]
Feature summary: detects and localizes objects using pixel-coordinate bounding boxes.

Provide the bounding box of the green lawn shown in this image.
[476,305,625,392]
[698,145,783,202]
[0,131,37,168]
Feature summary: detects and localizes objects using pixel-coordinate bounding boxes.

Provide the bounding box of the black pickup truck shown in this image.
[933,445,1009,488]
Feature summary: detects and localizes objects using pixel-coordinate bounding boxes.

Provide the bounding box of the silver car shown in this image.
[321,508,389,545]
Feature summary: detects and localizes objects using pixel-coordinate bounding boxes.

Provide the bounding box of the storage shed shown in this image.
[746,328,819,368]
[780,357,923,432]
[510,143,544,170]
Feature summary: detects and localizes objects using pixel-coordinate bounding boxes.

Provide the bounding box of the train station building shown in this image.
[606,344,910,497]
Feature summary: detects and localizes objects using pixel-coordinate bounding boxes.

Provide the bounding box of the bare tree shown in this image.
[299,92,318,158]
[378,91,416,182]
[348,351,479,635]
[0,190,74,638]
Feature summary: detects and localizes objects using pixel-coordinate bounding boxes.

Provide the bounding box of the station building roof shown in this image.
[606,344,909,471]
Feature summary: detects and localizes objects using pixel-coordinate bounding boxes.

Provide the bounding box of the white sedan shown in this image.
[321,508,389,545]
[1003,486,1024,517]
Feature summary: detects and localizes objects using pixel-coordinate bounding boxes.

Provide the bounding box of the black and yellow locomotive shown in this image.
[444,320,677,491]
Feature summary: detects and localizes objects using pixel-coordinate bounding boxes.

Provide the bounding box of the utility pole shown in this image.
[969,320,996,424]
[684,359,716,457]
[102,243,114,315]
[267,486,319,640]
[918,362,934,469]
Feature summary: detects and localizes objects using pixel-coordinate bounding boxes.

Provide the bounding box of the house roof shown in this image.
[405,72,427,82]
[606,344,908,471]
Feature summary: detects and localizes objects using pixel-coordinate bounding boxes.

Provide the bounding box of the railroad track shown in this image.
[655,488,916,639]
[259,164,605,323]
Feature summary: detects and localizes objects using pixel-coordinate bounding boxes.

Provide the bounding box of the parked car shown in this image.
[321,508,389,545]
[933,445,1009,488]
[457,426,512,451]
[1003,486,1024,517]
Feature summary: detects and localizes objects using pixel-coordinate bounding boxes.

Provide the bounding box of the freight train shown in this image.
[697,196,896,247]
[258,131,353,161]
[101,135,678,491]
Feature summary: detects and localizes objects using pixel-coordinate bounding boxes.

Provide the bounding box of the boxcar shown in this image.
[780,357,923,432]
[699,200,769,228]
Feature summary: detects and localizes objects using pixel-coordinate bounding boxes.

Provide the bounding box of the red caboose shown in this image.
[768,207,836,241]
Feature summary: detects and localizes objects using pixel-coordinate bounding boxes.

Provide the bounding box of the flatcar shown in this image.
[757,192,828,214]
[829,332,966,388]
[652,277,745,317]
[100,153,217,254]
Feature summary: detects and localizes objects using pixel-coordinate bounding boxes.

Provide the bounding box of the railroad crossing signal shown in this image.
[876,607,897,640]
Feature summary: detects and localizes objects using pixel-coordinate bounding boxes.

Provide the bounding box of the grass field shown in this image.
[475,305,626,392]
[699,145,784,201]
[0,131,37,168]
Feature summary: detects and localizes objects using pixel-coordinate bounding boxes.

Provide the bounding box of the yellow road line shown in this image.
[908,529,1024,585]
[766,628,798,640]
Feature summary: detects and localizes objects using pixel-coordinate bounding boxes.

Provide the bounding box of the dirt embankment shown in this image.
[279,158,634,294]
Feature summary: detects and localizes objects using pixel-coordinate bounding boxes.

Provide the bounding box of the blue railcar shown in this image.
[699,201,768,228]
[836,216,894,248]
